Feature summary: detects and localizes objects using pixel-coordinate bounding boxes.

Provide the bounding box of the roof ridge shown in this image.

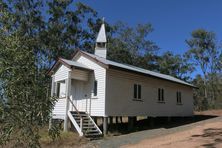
[80,51,195,88]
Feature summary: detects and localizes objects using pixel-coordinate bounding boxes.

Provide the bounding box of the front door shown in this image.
[72,80,85,112]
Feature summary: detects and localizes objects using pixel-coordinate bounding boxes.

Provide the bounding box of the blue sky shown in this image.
[80,0,222,55]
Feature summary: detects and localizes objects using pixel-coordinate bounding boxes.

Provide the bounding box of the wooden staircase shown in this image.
[67,97,102,138]
[69,111,102,138]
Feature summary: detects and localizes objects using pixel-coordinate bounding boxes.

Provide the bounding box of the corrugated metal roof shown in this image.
[96,23,107,43]
[81,51,195,88]
[60,58,93,70]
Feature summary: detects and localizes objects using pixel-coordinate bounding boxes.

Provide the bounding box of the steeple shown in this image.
[95,19,107,58]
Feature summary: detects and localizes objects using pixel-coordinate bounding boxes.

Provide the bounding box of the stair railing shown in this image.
[67,97,83,133]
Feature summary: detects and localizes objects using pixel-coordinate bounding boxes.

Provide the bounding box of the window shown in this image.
[138,85,141,99]
[158,88,164,102]
[134,84,137,98]
[133,84,141,100]
[93,80,97,96]
[56,83,60,97]
[177,91,182,104]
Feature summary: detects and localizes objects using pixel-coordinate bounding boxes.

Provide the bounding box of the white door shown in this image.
[73,80,85,111]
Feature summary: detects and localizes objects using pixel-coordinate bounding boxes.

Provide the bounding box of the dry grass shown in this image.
[39,128,90,148]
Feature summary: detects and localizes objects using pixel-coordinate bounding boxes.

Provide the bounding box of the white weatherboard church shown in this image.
[49,23,195,138]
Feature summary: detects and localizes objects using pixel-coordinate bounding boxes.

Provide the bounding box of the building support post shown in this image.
[49,75,55,130]
[116,117,118,124]
[64,72,71,132]
[103,117,108,136]
[94,117,97,124]
[128,116,135,131]
[110,117,113,125]
[120,117,123,123]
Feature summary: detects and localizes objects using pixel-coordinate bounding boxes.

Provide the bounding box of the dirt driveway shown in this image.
[95,110,222,148]
[122,121,222,148]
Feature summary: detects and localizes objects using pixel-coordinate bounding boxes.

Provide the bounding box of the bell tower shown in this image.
[95,20,107,58]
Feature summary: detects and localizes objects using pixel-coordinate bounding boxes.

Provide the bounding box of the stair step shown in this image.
[75,120,91,122]
[85,133,102,136]
[83,125,96,128]
[69,111,102,137]
[84,129,100,133]
[82,120,92,123]
[83,124,94,126]
[83,127,96,130]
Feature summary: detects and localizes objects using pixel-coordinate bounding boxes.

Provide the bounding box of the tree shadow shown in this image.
[103,115,218,136]
[192,128,222,148]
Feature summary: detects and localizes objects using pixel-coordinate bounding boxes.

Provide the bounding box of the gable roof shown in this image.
[60,58,92,70]
[48,57,92,75]
[76,50,196,88]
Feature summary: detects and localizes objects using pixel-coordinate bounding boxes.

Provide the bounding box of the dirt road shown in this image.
[96,110,222,148]
[122,121,222,148]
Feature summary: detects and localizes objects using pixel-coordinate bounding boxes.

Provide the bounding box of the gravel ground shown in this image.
[93,116,222,148]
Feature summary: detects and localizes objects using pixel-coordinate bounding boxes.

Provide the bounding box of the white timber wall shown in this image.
[106,69,194,117]
[52,98,66,119]
[52,82,66,120]
[54,65,70,82]
[75,55,106,116]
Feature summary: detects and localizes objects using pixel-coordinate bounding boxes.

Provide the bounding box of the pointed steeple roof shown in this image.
[96,23,107,43]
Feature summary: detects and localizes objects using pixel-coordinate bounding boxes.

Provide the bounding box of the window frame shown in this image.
[93,80,98,97]
[158,88,165,103]
[56,83,60,98]
[176,91,182,105]
[133,84,142,101]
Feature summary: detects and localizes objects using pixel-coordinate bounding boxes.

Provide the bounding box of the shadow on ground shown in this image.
[192,128,222,148]
[101,115,218,136]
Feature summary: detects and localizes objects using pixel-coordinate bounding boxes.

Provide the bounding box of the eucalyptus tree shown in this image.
[157,51,194,81]
[0,0,101,147]
[108,22,159,70]
[185,29,218,98]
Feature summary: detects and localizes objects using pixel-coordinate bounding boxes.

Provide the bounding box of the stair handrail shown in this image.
[88,114,102,134]
[67,96,83,133]
[67,96,80,115]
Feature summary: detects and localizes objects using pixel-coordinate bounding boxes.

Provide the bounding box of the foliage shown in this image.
[157,51,194,80]
[186,29,222,110]
[0,0,101,147]
[45,0,100,62]
[185,29,219,75]
[0,1,221,147]
[107,22,161,72]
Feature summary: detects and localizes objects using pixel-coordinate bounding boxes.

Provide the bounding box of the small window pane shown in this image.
[134,84,137,98]
[56,83,60,97]
[161,89,164,101]
[138,85,141,99]
[94,80,97,96]
[177,91,182,103]
[158,88,161,101]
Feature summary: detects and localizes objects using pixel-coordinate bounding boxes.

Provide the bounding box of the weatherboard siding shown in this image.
[52,98,66,119]
[76,55,106,116]
[54,65,71,82]
[71,69,89,81]
[106,69,193,117]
